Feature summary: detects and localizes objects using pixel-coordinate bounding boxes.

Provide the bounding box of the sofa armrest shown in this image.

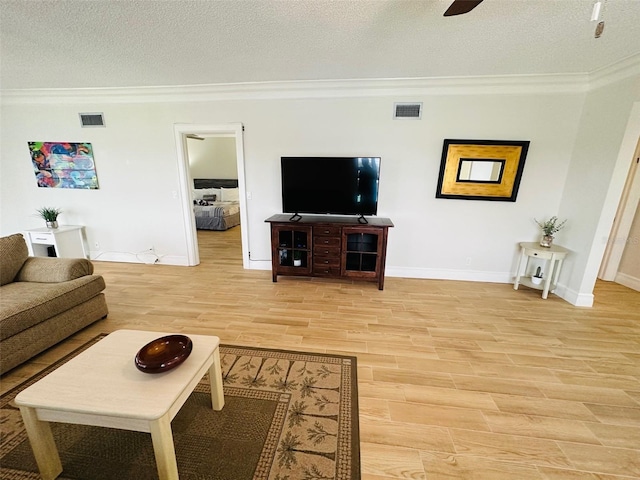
[15,257,95,283]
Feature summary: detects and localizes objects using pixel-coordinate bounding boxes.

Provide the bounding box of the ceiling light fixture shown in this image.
[592,0,608,38]
[591,1,602,21]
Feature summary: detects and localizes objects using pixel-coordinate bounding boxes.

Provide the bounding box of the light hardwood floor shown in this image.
[3,227,640,479]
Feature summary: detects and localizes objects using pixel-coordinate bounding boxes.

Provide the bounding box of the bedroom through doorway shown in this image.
[186,134,242,264]
[174,123,248,268]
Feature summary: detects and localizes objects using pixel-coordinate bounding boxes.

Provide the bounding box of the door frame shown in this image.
[174,123,248,267]
[599,135,640,280]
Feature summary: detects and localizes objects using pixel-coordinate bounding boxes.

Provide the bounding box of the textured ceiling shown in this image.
[1,0,640,90]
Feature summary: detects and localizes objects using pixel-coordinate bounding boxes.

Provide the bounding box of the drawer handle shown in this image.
[324,260,329,264]
[34,237,50,241]
[325,250,329,254]
[324,240,329,244]
[323,230,330,234]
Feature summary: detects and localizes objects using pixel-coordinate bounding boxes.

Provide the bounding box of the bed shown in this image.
[192,178,241,231]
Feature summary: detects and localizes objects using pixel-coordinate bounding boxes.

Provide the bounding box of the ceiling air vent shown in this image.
[79,113,105,128]
[393,102,422,120]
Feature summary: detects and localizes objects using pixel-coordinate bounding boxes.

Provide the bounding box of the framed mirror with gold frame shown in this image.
[436,139,530,201]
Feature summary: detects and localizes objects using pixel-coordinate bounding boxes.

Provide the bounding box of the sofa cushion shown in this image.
[0,234,28,286]
[16,257,94,283]
[0,294,108,375]
[0,275,106,341]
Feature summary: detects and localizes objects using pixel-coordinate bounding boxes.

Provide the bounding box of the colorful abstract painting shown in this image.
[29,142,99,189]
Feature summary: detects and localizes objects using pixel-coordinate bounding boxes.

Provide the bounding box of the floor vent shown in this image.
[393,103,422,119]
[79,113,105,127]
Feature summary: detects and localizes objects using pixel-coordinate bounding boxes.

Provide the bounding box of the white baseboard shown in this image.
[553,284,594,307]
[246,260,512,283]
[248,259,272,270]
[386,266,511,284]
[235,260,513,283]
[89,250,189,266]
[614,272,640,292]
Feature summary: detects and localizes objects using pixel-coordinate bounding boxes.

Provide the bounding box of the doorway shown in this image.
[174,123,249,268]
[599,134,640,290]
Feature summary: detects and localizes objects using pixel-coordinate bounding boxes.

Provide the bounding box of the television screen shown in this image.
[281,157,380,216]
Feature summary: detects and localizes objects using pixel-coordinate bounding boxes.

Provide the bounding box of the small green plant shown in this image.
[35,207,62,222]
[534,266,543,278]
[535,216,566,236]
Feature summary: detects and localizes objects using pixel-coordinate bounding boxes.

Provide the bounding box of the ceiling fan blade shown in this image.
[443,0,484,16]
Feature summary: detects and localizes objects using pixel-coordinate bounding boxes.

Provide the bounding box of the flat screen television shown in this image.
[281,157,381,219]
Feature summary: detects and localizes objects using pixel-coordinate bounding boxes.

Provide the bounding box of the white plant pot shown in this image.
[293,259,302,267]
[531,275,543,285]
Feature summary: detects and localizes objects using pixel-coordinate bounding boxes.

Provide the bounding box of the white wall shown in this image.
[557,76,640,305]
[0,91,582,270]
[187,136,237,179]
[2,78,632,306]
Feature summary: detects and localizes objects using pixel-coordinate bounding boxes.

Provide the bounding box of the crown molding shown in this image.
[3,56,636,106]
[588,53,640,90]
[0,73,589,105]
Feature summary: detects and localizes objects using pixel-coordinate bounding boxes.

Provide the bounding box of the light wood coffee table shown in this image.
[15,329,225,480]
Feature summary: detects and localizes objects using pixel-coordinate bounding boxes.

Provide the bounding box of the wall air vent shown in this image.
[79,113,105,127]
[393,102,422,120]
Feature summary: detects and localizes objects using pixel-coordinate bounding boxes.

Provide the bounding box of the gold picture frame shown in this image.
[436,139,530,201]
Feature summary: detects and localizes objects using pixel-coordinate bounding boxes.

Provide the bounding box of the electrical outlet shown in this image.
[95,242,100,249]
[465,257,472,266]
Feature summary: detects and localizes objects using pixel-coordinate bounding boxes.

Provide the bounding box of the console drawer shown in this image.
[313,256,340,268]
[29,232,54,244]
[314,236,341,248]
[522,247,554,260]
[313,245,341,258]
[313,226,341,237]
[313,265,341,276]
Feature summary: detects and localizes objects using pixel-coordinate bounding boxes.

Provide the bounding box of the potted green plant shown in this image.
[36,207,62,229]
[293,250,303,267]
[531,266,543,285]
[535,216,566,247]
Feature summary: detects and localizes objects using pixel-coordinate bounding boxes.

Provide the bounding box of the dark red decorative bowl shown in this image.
[134,335,193,373]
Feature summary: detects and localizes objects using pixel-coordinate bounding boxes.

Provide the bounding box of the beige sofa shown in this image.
[0,233,108,375]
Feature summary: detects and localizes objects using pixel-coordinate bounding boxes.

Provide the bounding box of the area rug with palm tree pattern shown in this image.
[0,334,360,480]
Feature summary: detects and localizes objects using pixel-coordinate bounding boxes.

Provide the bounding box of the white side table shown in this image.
[23,225,88,259]
[514,242,569,299]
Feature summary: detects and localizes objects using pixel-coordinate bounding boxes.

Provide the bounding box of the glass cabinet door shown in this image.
[342,227,382,277]
[275,226,311,272]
